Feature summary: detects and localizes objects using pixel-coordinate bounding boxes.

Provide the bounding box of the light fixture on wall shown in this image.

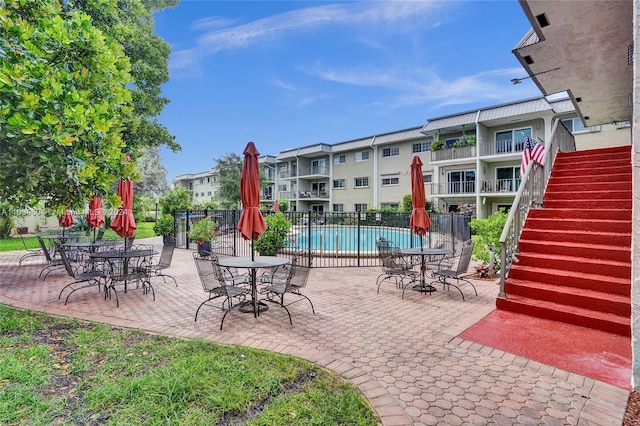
[511,67,561,84]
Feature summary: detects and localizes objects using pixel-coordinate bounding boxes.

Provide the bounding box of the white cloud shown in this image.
[170,1,446,70]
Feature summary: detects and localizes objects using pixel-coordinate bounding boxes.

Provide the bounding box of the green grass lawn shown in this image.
[0,306,378,425]
[0,222,157,252]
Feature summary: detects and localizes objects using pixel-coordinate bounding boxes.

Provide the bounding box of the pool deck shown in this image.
[0,236,630,425]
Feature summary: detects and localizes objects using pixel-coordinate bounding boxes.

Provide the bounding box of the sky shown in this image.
[153,0,542,182]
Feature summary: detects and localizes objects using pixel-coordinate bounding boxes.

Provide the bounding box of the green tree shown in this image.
[161,187,192,214]
[215,153,242,209]
[469,209,508,268]
[70,0,181,154]
[134,146,169,197]
[0,0,134,209]
[400,194,413,212]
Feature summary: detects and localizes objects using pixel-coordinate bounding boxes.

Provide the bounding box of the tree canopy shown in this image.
[214,153,243,209]
[0,0,177,213]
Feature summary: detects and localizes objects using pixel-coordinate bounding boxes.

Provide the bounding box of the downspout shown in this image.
[370,136,378,208]
[474,109,482,217]
[294,148,300,212]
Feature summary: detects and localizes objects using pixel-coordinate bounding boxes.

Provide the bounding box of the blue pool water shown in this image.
[292,227,427,253]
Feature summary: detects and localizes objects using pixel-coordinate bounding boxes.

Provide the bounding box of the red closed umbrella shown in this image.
[409,156,431,248]
[274,200,280,213]
[237,142,267,255]
[86,196,105,229]
[59,208,74,235]
[110,180,136,239]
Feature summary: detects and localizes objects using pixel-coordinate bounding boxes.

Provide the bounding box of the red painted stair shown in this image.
[496,145,632,336]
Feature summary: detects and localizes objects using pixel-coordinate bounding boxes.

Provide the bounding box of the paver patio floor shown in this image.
[0,237,629,425]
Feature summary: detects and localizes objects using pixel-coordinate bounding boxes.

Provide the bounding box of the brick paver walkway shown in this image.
[0,237,629,425]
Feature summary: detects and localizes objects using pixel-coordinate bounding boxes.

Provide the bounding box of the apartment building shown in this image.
[174,95,627,219]
[172,168,219,204]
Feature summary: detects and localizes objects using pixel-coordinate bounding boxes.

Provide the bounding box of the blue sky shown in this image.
[154,0,541,182]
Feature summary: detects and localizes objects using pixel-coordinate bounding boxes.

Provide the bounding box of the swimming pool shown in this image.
[291,226,428,254]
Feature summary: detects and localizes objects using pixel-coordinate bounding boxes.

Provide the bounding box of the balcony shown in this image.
[298,190,329,200]
[298,165,330,178]
[479,179,521,193]
[479,139,525,157]
[431,145,476,162]
[430,181,476,195]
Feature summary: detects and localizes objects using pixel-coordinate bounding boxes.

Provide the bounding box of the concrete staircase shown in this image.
[496,146,632,336]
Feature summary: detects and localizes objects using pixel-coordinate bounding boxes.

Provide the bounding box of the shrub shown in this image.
[469,209,508,269]
[153,214,175,237]
[254,212,291,255]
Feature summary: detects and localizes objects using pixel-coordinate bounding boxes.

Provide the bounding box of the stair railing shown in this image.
[497,119,576,299]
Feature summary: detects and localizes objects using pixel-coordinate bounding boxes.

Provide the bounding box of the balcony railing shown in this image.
[479,139,525,157]
[298,190,329,199]
[431,145,476,162]
[279,171,297,179]
[431,181,476,195]
[480,179,521,193]
[298,166,330,177]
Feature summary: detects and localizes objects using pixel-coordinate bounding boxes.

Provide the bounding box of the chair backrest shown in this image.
[193,252,219,292]
[157,237,175,268]
[454,240,474,275]
[37,236,53,262]
[286,260,311,291]
[56,245,76,278]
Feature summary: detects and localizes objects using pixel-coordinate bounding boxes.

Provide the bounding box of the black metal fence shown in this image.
[173,210,471,268]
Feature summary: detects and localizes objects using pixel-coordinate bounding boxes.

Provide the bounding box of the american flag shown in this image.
[521,136,545,176]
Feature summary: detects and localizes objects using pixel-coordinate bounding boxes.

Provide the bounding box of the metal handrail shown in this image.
[497,119,575,298]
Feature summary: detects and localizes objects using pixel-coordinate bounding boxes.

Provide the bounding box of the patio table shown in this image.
[398,248,452,293]
[88,248,158,306]
[217,255,289,318]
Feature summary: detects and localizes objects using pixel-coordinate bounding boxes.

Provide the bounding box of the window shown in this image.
[446,170,475,194]
[381,176,399,186]
[333,154,346,164]
[444,138,459,148]
[333,204,344,212]
[199,178,204,184]
[495,166,520,192]
[382,146,399,157]
[206,177,210,183]
[354,177,369,188]
[381,203,399,210]
[207,191,212,196]
[201,192,205,197]
[333,179,346,189]
[355,203,368,212]
[278,164,288,172]
[562,117,587,133]
[278,184,287,192]
[495,127,531,153]
[355,151,369,162]
[412,141,432,153]
[423,173,432,183]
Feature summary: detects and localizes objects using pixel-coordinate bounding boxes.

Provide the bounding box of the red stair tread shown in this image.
[498,295,630,338]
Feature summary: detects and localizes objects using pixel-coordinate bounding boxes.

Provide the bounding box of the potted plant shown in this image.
[254,212,291,256]
[153,214,175,243]
[188,217,218,255]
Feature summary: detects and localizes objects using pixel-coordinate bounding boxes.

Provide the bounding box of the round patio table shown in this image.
[217,255,289,318]
[398,248,453,293]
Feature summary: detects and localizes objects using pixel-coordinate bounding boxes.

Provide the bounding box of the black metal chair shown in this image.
[429,239,477,301]
[37,236,64,279]
[139,236,177,287]
[260,252,315,324]
[193,253,250,330]
[18,231,43,265]
[57,245,106,305]
[375,237,417,294]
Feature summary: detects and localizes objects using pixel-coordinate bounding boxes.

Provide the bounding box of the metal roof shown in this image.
[478,97,551,122]
[420,112,478,133]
